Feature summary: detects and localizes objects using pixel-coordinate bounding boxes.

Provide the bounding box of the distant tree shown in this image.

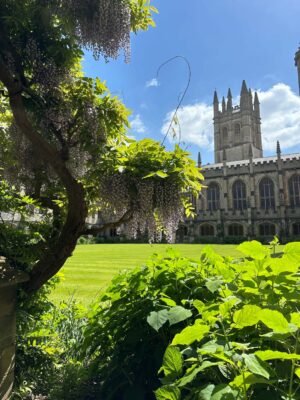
[0,0,203,293]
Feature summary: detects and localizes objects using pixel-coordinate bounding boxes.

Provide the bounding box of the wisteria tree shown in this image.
[0,0,203,295]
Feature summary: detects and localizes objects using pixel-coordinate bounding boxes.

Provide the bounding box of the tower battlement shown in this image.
[213,81,263,163]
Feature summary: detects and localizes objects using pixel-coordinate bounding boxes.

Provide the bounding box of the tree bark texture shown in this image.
[0,260,28,399]
[0,61,88,293]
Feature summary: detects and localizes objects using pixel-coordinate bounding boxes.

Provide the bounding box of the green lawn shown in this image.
[50,243,281,305]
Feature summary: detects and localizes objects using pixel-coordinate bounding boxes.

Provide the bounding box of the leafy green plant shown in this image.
[155,241,300,400]
[81,248,216,399]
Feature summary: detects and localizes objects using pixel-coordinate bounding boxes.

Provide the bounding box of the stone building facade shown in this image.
[182,80,300,243]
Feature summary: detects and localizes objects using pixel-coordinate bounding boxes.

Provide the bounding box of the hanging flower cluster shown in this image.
[98,173,185,243]
[61,0,131,62]
[25,39,67,91]
[95,139,203,243]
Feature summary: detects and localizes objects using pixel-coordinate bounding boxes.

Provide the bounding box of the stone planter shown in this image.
[0,257,28,400]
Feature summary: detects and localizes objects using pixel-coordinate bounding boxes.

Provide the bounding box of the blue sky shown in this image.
[83,0,300,164]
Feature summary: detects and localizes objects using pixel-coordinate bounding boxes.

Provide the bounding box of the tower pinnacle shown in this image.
[197,151,202,168]
[277,140,281,157]
[222,96,226,112]
[227,88,233,110]
[240,80,250,109]
[213,90,219,116]
[254,91,260,116]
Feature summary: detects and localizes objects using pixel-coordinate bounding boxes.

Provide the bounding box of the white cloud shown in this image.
[259,83,300,151]
[130,114,146,134]
[146,78,159,88]
[161,103,214,149]
[161,83,300,154]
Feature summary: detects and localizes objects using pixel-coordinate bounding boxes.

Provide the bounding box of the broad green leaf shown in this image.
[237,240,270,260]
[205,279,223,293]
[233,305,261,328]
[161,297,177,307]
[197,384,215,400]
[255,350,300,361]
[193,300,205,313]
[199,340,224,353]
[211,384,239,400]
[172,322,209,346]
[259,309,290,333]
[168,306,192,326]
[284,242,300,263]
[243,354,270,379]
[156,170,168,178]
[155,386,181,400]
[160,346,183,378]
[230,372,269,390]
[219,298,238,317]
[291,312,300,328]
[147,310,169,332]
[295,368,300,378]
[268,257,298,274]
[177,361,222,387]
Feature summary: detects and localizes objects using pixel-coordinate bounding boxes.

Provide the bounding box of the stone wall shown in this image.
[0,258,28,400]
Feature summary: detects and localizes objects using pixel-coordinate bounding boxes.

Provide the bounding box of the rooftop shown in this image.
[202,153,300,170]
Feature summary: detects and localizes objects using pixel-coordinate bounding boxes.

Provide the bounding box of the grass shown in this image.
[50,243,283,305]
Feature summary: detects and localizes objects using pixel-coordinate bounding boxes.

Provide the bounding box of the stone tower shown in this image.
[295,46,300,95]
[213,81,263,163]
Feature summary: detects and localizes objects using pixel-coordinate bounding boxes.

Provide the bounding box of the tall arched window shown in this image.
[232,180,247,210]
[259,223,276,236]
[228,224,244,236]
[200,224,214,236]
[293,223,300,235]
[234,123,241,144]
[207,183,220,211]
[222,127,228,147]
[259,178,275,210]
[289,175,300,208]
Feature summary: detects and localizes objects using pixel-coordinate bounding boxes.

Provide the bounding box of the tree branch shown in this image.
[83,209,133,236]
[0,60,87,293]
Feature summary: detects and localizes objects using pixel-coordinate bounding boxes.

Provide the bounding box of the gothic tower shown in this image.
[213,81,263,163]
[295,46,300,95]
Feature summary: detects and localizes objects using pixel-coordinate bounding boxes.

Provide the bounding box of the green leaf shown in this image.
[161,296,177,307]
[243,354,270,379]
[237,240,270,260]
[211,384,239,400]
[259,309,290,333]
[295,368,300,378]
[172,321,209,346]
[178,361,222,387]
[155,386,181,400]
[233,305,261,328]
[168,306,192,326]
[147,310,169,332]
[156,170,168,178]
[284,242,300,263]
[160,346,183,378]
[198,384,215,400]
[255,350,300,361]
[219,298,238,317]
[291,312,300,328]
[205,279,223,293]
[230,372,270,389]
[193,299,205,313]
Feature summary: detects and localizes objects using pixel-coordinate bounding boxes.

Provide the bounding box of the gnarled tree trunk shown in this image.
[0,258,28,400]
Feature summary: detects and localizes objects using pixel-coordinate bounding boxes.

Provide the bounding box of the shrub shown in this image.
[155,241,300,400]
[13,295,88,400]
[82,248,215,399]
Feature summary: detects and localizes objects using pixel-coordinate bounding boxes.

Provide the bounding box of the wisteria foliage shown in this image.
[0,0,201,244]
[60,0,131,61]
